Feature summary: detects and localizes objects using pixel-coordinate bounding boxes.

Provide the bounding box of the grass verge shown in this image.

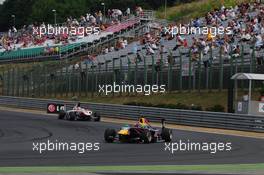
[53,90,261,112]
[0,164,263,173]
[156,0,253,22]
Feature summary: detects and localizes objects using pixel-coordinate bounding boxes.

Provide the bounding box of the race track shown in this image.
[0,109,263,167]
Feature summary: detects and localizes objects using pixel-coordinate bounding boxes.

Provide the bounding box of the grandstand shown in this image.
[0,1,264,98]
[0,15,146,62]
[85,2,264,70]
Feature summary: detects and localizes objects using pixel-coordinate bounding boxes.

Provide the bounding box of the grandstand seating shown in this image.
[81,4,264,70]
[0,47,44,60]
[0,17,141,62]
[106,19,140,33]
[0,42,86,61]
[60,43,84,54]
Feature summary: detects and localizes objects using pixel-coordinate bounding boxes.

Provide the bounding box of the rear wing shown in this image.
[47,103,66,114]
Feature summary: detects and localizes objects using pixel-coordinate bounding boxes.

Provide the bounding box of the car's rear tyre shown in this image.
[58,111,66,120]
[151,137,157,143]
[161,128,172,142]
[67,112,76,121]
[140,131,152,144]
[104,129,116,143]
[93,112,101,122]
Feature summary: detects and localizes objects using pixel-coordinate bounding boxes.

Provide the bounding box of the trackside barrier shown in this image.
[0,96,263,133]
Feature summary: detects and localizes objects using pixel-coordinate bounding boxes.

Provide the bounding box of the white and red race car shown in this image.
[47,103,101,121]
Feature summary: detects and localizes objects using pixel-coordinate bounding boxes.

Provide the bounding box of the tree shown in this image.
[0,0,184,32]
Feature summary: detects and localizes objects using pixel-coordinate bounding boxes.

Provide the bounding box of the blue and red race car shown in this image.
[104,118,172,144]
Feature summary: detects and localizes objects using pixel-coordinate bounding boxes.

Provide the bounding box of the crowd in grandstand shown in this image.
[126,2,264,67]
[87,1,264,69]
[0,6,142,55]
[1,1,264,67]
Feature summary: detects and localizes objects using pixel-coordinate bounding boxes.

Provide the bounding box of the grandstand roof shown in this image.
[231,73,264,81]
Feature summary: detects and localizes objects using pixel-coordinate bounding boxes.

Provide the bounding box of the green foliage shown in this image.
[124,101,226,112]
[205,105,225,112]
[157,0,252,21]
[0,0,34,30]
[260,85,264,96]
[124,102,204,111]
[0,0,176,31]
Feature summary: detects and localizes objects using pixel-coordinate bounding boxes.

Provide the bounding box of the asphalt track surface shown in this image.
[0,110,263,167]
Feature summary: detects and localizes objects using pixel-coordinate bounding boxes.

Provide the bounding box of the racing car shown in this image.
[57,103,101,121]
[104,117,172,143]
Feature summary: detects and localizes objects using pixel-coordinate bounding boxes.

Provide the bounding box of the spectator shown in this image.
[126,8,131,17]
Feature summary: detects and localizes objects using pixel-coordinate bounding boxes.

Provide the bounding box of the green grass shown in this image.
[0,164,263,173]
[54,90,261,112]
[156,0,253,22]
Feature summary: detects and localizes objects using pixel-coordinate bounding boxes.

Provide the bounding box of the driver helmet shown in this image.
[138,117,148,128]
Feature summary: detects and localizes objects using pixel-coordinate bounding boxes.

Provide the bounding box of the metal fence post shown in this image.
[105,60,108,85]
[60,67,63,98]
[188,49,192,92]
[21,68,24,97]
[71,66,75,97]
[53,69,57,98]
[193,62,196,91]
[26,68,30,97]
[34,66,38,97]
[91,62,95,98]
[134,55,138,87]
[85,63,89,97]
[127,57,131,85]
[120,59,123,96]
[112,58,116,82]
[44,66,47,97]
[65,65,69,98]
[230,55,234,78]
[78,63,82,97]
[241,45,244,91]
[12,68,15,96]
[16,67,20,97]
[219,46,223,92]
[251,47,256,91]
[144,56,147,85]
[168,52,172,92]
[241,45,244,73]
[250,47,255,73]
[97,63,101,97]
[234,55,238,75]
[38,66,42,97]
[198,51,202,93]
[209,45,213,92]
[112,58,116,97]
[250,47,253,73]
[7,68,10,96]
[30,69,33,97]
[2,68,5,96]
[179,51,182,92]
[151,55,155,85]
[160,52,163,86]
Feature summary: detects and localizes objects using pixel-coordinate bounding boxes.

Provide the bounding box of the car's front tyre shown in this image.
[161,128,172,142]
[93,112,101,122]
[140,130,152,144]
[104,129,116,143]
[58,111,66,120]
